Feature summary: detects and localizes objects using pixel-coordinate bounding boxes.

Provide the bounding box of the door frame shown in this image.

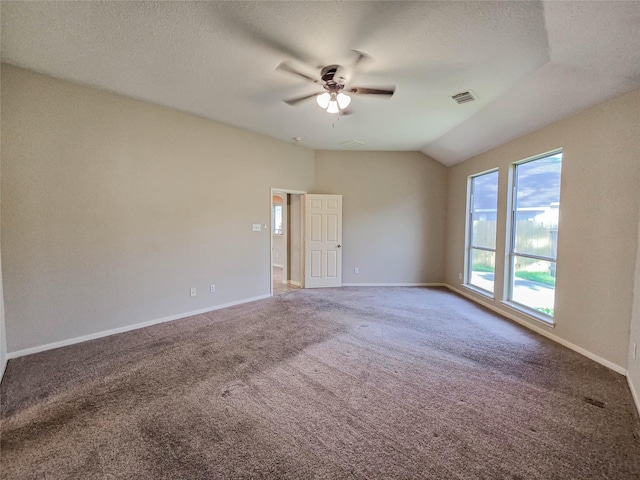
[270,187,306,296]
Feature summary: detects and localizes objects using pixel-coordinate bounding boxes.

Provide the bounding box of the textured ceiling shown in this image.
[2,1,639,166]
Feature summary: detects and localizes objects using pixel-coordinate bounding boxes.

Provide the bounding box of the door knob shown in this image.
[337,244,341,248]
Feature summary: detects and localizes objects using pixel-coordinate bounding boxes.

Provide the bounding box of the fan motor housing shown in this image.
[321,65,347,91]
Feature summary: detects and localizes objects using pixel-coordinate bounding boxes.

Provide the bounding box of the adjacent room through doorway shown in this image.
[271,189,304,295]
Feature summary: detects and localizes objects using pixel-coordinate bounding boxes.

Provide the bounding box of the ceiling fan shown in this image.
[277,51,396,114]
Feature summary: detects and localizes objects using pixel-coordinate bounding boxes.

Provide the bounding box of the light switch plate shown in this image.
[252,224,261,231]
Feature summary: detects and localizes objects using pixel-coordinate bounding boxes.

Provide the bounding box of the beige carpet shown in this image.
[1,287,639,479]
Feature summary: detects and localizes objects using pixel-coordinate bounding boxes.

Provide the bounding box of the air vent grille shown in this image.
[339,139,364,149]
[451,90,476,104]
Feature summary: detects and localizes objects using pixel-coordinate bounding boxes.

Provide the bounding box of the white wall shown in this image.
[1,64,315,353]
[445,87,640,370]
[314,151,447,285]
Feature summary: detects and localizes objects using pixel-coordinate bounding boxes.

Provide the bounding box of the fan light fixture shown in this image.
[278,57,396,113]
[316,92,351,113]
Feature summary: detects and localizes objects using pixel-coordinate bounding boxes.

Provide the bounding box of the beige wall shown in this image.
[628,211,640,410]
[0,259,5,378]
[288,195,302,285]
[445,87,640,369]
[0,180,6,379]
[1,65,315,353]
[272,193,287,271]
[0,67,7,376]
[314,151,447,285]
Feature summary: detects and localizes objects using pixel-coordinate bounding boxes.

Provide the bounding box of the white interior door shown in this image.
[305,194,342,288]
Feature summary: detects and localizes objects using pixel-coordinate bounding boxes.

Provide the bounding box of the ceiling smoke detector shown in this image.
[451,90,476,104]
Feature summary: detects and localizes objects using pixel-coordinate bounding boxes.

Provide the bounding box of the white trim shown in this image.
[500,300,555,327]
[271,188,307,195]
[342,283,446,287]
[445,284,626,375]
[462,283,495,300]
[272,263,284,269]
[6,294,271,359]
[288,280,302,287]
[628,376,640,417]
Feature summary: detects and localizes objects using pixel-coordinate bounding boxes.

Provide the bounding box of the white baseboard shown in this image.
[445,284,626,375]
[6,294,271,360]
[288,280,302,287]
[629,376,640,417]
[272,263,284,269]
[342,283,446,287]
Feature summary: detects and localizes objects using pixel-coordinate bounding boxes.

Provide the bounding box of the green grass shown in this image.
[471,263,494,273]
[472,264,556,287]
[514,270,555,286]
[535,307,554,316]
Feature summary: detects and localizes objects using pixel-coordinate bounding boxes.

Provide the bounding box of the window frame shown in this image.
[505,149,562,323]
[465,168,499,297]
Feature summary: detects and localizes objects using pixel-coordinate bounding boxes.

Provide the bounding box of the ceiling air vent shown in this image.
[339,139,364,149]
[451,90,476,104]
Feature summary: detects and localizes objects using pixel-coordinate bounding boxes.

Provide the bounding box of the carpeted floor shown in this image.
[1,287,639,479]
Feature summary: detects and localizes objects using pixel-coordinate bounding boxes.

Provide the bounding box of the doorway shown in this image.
[271,188,304,296]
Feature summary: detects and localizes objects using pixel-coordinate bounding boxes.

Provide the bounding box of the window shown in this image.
[466,170,499,294]
[507,151,562,320]
[273,204,283,235]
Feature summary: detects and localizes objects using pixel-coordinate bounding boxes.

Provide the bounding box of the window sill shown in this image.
[500,301,556,328]
[462,283,494,300]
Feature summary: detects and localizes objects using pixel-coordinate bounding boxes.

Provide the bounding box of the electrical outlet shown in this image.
[354,267,359,274]
[190,287,196,297]
[252,224,261,232]
[458,272,463,280]
[210,284,216,293]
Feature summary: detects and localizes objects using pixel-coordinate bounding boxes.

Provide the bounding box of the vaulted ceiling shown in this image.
[2,1,639,166]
